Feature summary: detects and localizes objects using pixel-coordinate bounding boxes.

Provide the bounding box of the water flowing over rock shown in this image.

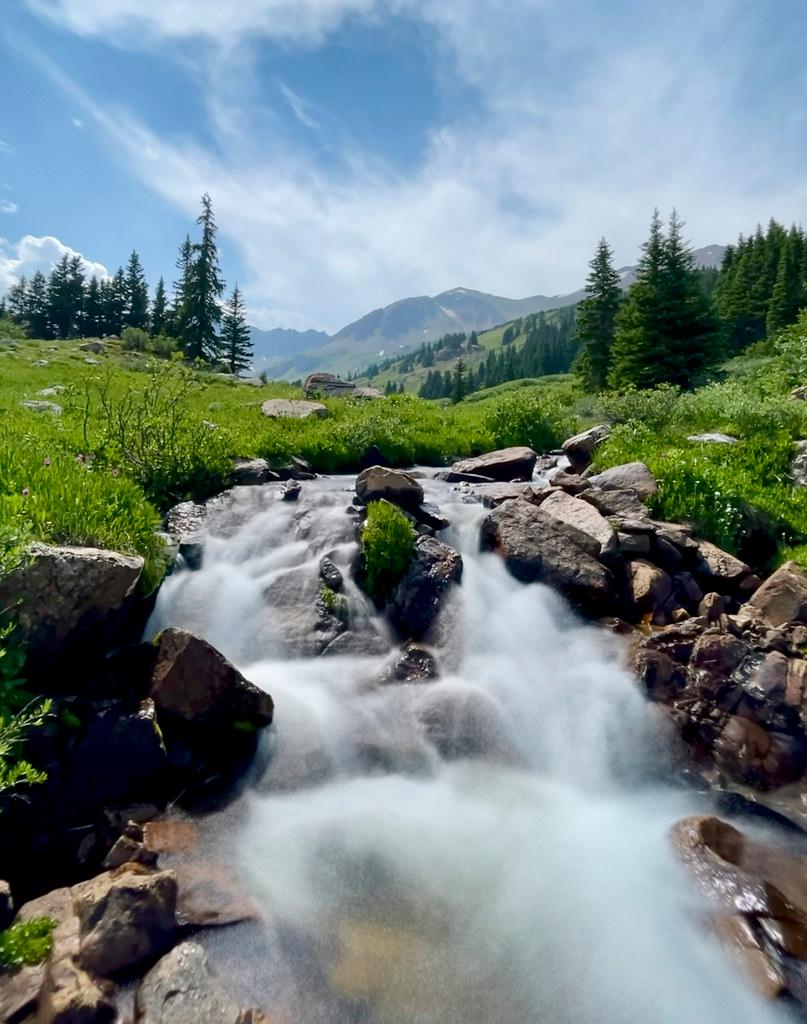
[390,535,463,640]
[561,424,610,473]
[449,446,537,482]
[479,498,614,614]
[260,398,328,419]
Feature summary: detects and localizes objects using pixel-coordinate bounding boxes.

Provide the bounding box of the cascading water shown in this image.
[147,473,794,1024]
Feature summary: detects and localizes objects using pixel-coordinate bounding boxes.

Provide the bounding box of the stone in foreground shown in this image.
[390,536,463,640]
[540,490,618,558]
[587,461,658,499]
[561,424,609,474]
[135,941,250,1024]
[449,446,537,483]
[746,561,807,627]
[356,465,424,510]
[260,398,328,419]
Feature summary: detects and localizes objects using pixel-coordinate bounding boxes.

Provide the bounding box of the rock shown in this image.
[416,687,517,762]
[0,543,144,669]
[37,955,116,1024]
[231,458,278,485]
[746,561,807,627]
[303,372,357,398]
[618,531,651,555]
[699,592,728,621]
[72,866,177,976]
[688,432,739,444]
[21,399,62,415]
[79,341,105,354]
[389,536,463,641]
[792,386,807,401]
[151,629,273,727]
[84,358,100,365]
[0,879,13,930]
[102,830,158,870]
[356,466,424,510]
[319,556,343,591]
[580,486,650,520]
[38,386,65,397]
[411,502,450,531]
[260,398,328,419]
[697,540,752,588]
[713,716,804,789]
[135,941,248,1024]
[712,914,785,1000]
[434,470,495,484]
[280,480,301,502]
[540,490,619,559]
[0,964,47,1023]
[378,644,439,685]
[479,499,614,614]
[449,447,537,483]
[547,470,591,494]
[628,560,673,612]
[470,482,543,508]
[561,424,610,473]
[354,386,384,399]
[792,440,807,488]
[690,633,749,676]
[587,461,658,500]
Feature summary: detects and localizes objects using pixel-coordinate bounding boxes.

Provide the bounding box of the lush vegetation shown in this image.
[360,501,416,603]
[0,917,55,971]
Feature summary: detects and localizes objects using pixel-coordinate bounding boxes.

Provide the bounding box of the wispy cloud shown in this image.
[278,81,320,132]
[0,200,18,214]
[72,116,85,129]
[0,139,11,154]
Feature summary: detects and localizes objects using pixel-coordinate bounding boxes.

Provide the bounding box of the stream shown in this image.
[146,471,793,1024]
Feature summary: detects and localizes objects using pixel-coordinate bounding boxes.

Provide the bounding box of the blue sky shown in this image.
[1,0,807,333]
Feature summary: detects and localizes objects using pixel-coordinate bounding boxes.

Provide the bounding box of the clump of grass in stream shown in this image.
[0,918,55,970]
[361,501,416,604]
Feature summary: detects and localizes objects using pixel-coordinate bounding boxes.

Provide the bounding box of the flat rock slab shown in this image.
[135,942,244,1024]
[450,446,537,483]
[260,398,328,419]
[540,490,618,558]
[587,461,658,499]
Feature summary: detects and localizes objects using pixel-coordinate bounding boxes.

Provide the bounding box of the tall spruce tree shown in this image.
[767,227,804,336]
[101,269,126,336]
[82,276,103,337]
[183,193,224,362]
[27,271,50,338]
[150,277,168,336]
[7,277,29,327]
[171,235,193,341]
[123,250,149,330]
[609,210,719,389]
[46,254,85,339]
[573,237,621,390]
[220,284,252,374]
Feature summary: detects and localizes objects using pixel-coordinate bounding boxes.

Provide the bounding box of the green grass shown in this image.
[0,917,54,970]
[361,501,416,603]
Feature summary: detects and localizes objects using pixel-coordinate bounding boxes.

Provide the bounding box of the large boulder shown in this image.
[587,461,658,500]
[479,499,613,614]
[628,560,673,612]
[231,458,278,485]
[135,941,247,1024]
[303,372,357,398]
[260,398,328,419]
[150,629,273,727]
[0,543,144,672]
[390,536,463,641]
[561,424,610,474]
[696,540,754,590]
[746,561,807,627]
[449,447,537,483]
[72,866,177,976]
[540,490,618,559]
[355,466,424,510]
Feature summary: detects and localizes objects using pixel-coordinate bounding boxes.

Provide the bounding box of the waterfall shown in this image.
[147,473,793,1024]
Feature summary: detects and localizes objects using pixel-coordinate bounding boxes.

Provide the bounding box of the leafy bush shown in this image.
[599,384,681,430]
[361,501,416,603]
[483,388,573,453]
[121,326,150,352]
[0,917,55,970]
[0,317,26,342]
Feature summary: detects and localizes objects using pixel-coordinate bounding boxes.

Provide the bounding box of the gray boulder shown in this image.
[688,432,738,444]
[21,399,62,415]
[587,461,658,499]
[135,942,247,1024]
[745,562,807,628]
[231,458,278,485]
[303,372,356,397]
[260,398,328,419]
[479,499,613,613]
[540,490,618,559]
[449,446,537,482]
[356,465,424,510]
[561,424,610,473]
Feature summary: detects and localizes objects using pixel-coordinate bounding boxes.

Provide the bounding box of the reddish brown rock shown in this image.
[747,561,807,627]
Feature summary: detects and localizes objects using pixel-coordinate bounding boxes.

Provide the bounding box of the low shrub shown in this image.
[483,388,574,453]
[361,501,416,603]
[0,917,55,970]
[0,699,51,804]
[599,384,681,430]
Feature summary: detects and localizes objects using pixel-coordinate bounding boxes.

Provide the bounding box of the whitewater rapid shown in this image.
[147,472,794,1024]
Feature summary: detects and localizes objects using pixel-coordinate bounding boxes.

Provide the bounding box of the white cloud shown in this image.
[20,1,807,332]
[0,200,18,214]
[0,235,109,294]
[0,139,11,154]
[72,117,85,129]
[278,82,320,132]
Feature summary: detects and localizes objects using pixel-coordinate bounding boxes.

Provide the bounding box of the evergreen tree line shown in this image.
[2,194,253,374]
[575,211,807,392]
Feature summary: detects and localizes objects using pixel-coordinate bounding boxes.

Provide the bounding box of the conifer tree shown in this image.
[7,276,28,325]
[172,235,194,341]
[81,276,103,337]
[573,237,621,390]
[451,358,467,403]
[27,271,49,338]
[150,277,168,336]
[123,250,149,330]
[101,269,126,336]
[767,227,804,336]
[46,254,85,339]
[220,284,252,374]
[183,193,224,362]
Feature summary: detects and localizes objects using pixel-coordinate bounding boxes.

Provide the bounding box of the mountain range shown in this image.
[250,244,726,378]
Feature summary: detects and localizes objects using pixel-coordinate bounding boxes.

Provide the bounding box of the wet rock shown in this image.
[150,629,273,727]
[231,458,278,485]
[416,686,517,762]
[0,543,143,669]
[587,461,658,500]
[411,501,450,531]
[319,555,343,591]
[690,633,749,676]
[479,499,613,615]
[712,914,786,1000]
[135,941,251,1024]
[303,371,358,398]
[746,561,807,628]
[260,398,328,419]
[21,399,62,415]
[540,490,619,559]
[72,866,177,976]
[280,480,301,502]
[434,469,495,484]
[449,446,537,483]
[378,644,439,685]
[356,465,424,510]
[561,424,610,474]
[390,536,463,641]
[699,592,728,621]
[628,560,673,612]
[688,432,739,444]
[713,716,804,789]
